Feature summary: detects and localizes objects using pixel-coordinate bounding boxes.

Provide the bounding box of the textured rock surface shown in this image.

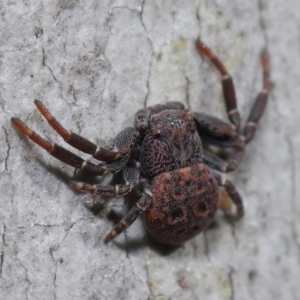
[1,0,300,299]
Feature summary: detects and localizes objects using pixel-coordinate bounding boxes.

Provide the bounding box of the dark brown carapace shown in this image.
[11,41,270,245]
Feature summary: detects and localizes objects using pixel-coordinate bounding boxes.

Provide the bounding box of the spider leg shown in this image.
[194,112,236,139]
[194,113,245,172]
[212,171,244,219]
[147,101,185,114]
[69,163,140,196]
[244,49,270,143]
[104,180,152,243]
[11,117,129,175]
[195,46,270,170]
[196,40,241,130]
[203,150,228,172]
[34,100,137,161]
[203,147,245,173]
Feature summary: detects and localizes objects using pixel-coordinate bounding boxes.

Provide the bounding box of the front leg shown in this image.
[194,112,236,140]
[11,117,130,175]
[33,100,138,162]
[194,113,245,172]
[244,49,270,143]
[196,40,241,130]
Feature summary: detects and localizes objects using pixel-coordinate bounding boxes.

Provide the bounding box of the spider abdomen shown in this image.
[144,163,219,245]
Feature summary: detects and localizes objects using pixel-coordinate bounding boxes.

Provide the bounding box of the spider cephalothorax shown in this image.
[140,109,203,178]
[11,41,270,245]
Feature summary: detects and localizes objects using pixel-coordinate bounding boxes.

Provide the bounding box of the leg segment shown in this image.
[34,100,137,161]
[195,45,270,170]
[69,163,140,196]
[104,180,152,243]
[213,171,244,219]
[194,112,236,139]
[244,50,270,143]
[196,40,241,130]
[203,144,245,173]
[226,140,245,172]
[194,113,245,172]
[203,150,228,172]
[11,117,129,175]
[147,101,185,114]
[69,182,133,197]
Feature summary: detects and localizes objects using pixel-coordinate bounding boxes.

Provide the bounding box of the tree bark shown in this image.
[0,0,299,299]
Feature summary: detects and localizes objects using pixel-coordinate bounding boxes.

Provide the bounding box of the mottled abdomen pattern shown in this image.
[144,163,219,245]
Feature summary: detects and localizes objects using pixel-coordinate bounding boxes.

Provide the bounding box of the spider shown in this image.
[11,41,270,245]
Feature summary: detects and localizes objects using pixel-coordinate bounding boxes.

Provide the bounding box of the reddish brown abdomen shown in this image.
[144,163,219,245]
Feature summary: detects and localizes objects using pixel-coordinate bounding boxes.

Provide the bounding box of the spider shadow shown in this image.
[112,223,225,256]
[23,142,227,255]
[31,155,234,255]
[18,134,74,187]
[113,233,183,256]
[116,233,180,256]
[35,155,115,215]
[31,157,186,255]
[110,210,226,256]
[26,147,140,222]
[104,186,227,255]
[101,185,181,255]
[35,156,73,183]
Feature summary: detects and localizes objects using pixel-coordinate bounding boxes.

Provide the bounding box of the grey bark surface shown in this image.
[1,1,300,299]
